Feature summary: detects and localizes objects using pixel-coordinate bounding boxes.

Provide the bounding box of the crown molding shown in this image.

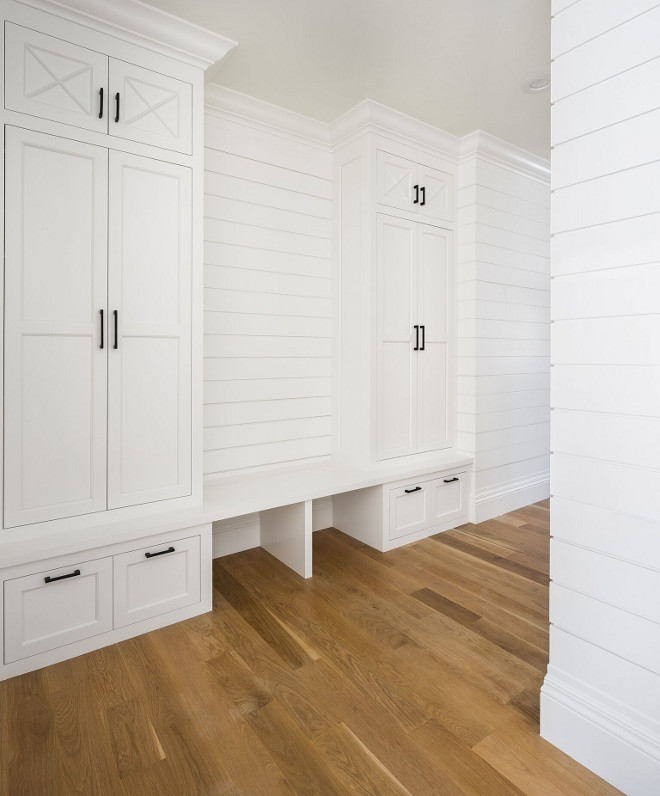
[19,0,237,70]
[205,84,330,147]
[330,99,461,159]
[460,129,550,183]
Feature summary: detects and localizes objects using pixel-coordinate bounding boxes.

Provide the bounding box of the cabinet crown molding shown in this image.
[460,129,550,183]
[16,0,237,70]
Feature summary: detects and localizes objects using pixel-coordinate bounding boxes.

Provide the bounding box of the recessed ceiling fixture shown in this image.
[522,73,550,93]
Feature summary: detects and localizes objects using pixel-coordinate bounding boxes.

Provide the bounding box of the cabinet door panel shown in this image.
[5,23,108,132]
[418,164,454,223]
[377,215,417,459]
[388,482,431,540]
[4,128,108,527]
[109,59,192,154]
[429,474,466,526]
[417,225,451,452]
[376,151,417,214]
[107,152,192,508]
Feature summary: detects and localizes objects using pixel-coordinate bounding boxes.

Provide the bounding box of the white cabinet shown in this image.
[3,127,109,527]
[376,150,454,224]
[3,126,192,527]
[4,556,113,663]
[4,23,193,154]
[114,536,200,627]
[377,215,451,460]
[107,152,192,508]
[388,483,431,540]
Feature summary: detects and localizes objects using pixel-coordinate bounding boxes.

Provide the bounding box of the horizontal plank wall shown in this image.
[204,88,333,478]
[457,134,550,521]
[541,2,660,793]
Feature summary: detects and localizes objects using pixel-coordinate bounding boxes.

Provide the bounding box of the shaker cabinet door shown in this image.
[107,151,192,509]
[4,127,109,527]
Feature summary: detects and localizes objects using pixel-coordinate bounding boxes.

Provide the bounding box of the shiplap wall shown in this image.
[541,2,660,792]
[457,142,551,521]
[203,104,333,478]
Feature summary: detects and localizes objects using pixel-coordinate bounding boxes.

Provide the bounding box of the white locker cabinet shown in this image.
[3,127,109,527]
[107,151,192,508]
[4,557,113,664]
[376,150,454,224]
[377,215,451,460]
[114,536,200,628]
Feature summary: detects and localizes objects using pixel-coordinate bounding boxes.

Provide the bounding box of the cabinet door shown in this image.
[417,224,451,452]
[5,23,108,133]
[107,152,192,509]
[376,151,417,214]
[417,164,454,224]
[429,474,465,526]
[4,557,113,664]
[4,127,108,528]
[109,59,192,154]
[388,482,431,541]
[376,215,417,459]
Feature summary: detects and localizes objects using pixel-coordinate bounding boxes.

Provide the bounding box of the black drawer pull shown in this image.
[420,185,426,206]
[420,324,425,351]
[413,324,419,351]
[413,184,419,204]
[443,477,459,484]
[115,92,120,123]
[404,486,422,494]
[99,309,104,349]
[45,569,81,584]
[145,546,175,559]
[98,87,104,119]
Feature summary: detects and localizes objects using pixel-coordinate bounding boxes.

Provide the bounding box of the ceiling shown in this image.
[142,0,551,156]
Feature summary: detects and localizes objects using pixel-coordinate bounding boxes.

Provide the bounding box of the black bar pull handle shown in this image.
[420,325,425,351]
[98,87,104,119]
[99,309,104,349]
[413,325,419,351]
[413,184,419,204]
[114,92,120,123]
[145,546,175,559]
[443,477,459,484]
[420,185,426,206]
[45,569,81,584]
[113,310,118,349]
[405,486,422,494]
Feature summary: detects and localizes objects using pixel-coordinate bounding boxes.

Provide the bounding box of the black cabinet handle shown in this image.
[98,87,104,119]
[413,184,419,205]
[114,92,120,123]
[99,309,104,349]
[413,325,419,351]
[45,569,81,584]
[420,186,426,206]
[113,310,118,349]
[420,325,425,351]
[145,546,175,559]
[405,486,422,494]
[443,477,459,484]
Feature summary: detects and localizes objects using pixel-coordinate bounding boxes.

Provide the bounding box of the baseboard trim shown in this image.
[212,513,260,558]
[541,669,660,795]
[470,472,549,523]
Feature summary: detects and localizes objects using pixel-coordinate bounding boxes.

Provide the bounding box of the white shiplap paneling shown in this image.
[204,111,333,477]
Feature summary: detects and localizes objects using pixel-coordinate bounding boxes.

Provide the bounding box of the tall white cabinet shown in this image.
[0,0,235,681]
[335,124,456,464]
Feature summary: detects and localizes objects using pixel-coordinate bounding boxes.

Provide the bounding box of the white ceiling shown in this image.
[142,0,551,156]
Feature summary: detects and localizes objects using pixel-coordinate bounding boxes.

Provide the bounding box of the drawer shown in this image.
[114,535,200,628]
[4,557,113,664]
[388,482,432,541]
[429,473,466,525]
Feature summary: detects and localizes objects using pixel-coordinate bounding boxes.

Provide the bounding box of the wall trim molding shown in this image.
[460,130,550,183]
[541,667,660,793]
[21,0,237,70]
[471,471,550,523]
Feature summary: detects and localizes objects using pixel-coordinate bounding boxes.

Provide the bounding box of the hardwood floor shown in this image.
[0,500,621,794]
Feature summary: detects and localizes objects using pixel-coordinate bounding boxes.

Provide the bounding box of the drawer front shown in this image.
[429,473,466,525]
[109,59,192,154]
[388,483,431,541]
[5,23,108,133]
[4,557,113,664]
[113,536,200,628]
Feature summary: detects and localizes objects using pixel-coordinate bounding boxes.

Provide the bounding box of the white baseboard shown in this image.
[470,472,549,523]
[212,513,260,558]
[541,668,660,795]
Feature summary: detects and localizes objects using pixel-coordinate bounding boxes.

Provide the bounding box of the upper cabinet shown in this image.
[5,23,193,154]
[376,150,454,224]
